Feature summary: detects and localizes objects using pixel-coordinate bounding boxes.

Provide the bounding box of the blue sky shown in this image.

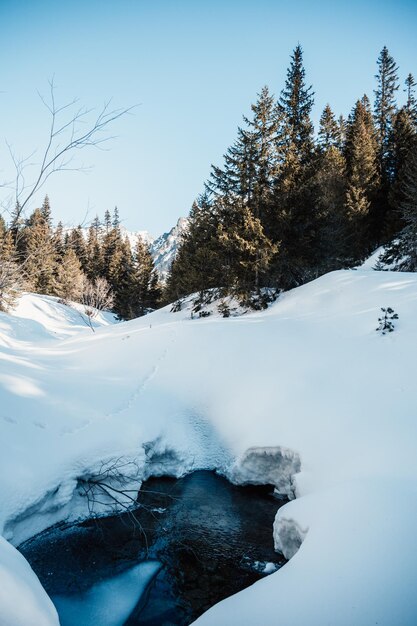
[1,0,417,235]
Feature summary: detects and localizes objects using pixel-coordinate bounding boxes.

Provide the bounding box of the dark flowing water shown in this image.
[19,471,288,626]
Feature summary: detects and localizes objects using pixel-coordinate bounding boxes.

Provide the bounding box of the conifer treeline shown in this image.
[166,45,417,304]
[0,199,161,318]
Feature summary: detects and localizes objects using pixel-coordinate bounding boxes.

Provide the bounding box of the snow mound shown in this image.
[0,536,59,626]
[1,293,116,346]
[228,446,300,498]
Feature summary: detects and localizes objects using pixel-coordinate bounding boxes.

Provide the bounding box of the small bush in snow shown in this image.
[171,300,182,313]
[376,307,399,334]
[218,300,231,318]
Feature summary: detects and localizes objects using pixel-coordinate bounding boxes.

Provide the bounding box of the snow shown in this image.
[1,268,417,624]
[0,536,59,626]
[74,219,188,282]
[52,561,160,626]
[149,216,188,282]
[1,293,117,346]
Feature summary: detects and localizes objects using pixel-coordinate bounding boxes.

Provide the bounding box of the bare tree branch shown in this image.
[4,78,137,220]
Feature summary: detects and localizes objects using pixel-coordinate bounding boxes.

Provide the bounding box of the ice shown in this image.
[52,561,160,626]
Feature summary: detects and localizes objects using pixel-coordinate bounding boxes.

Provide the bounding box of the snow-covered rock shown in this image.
[1,268,417,624]
[149,216,188,282]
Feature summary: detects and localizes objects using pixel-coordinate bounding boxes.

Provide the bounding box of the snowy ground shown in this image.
[1,270,417,624]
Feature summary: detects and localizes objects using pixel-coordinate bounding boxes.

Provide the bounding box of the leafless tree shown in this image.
[78,458,149,550]
[3,78,136,222]
[79,276,115,331]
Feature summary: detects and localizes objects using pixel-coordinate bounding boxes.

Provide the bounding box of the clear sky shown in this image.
[1,0,417,235]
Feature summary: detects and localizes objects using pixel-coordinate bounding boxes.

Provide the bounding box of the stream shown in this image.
[19,470,288,625]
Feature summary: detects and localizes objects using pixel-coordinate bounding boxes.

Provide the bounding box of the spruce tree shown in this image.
[309,140,347,270]
[132,237,160,315]
[66,226,87,272]
[374,46,399,180]
[345,96,379,258]
[165,196,223,301]
[405,74,417,127]
[53,248,84,303]
[85,222,104,281]
[318,105,341,151]
[380,138,417,269]
[102,219,123,283]
[0,229,22,312]
[104,209,112,233]
[373,47,399,240]
[388,107,417,234]
[217,198,278,295]
[278,44,315,163]
[113,206,120,228]
[23,207,57,294]
[53,221,65,259]
[245,86,280,216]
[9,201,24,251]
[267,45,317,289]
[0,215,6,244]
[40,195,52,227]
[109,238,136,319]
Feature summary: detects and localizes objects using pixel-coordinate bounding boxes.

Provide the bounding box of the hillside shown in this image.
[1,268,417,625]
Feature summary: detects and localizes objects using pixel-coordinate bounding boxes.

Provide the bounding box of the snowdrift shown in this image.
[1,269,417,625]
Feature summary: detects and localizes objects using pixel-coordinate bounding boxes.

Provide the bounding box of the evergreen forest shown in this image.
[1,45,417,318]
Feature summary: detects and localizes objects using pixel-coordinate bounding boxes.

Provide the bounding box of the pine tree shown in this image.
[309,142,347,270]
[266,45,317,289]
[207,126,258,203]
[109,238,136,319]
[337,115,347,151]
[102,219,123,283]
[380,138,417,269]
[40,195,52,227]
[217,198,278,295]
[53,221,65,259]
[66,226,87,272]
[318,105,341,151]
[0,215,6,245]
[374,46,399,181]
[372,47,400,240]
[345,96,379,258]
[23,207,57,293]
[165,196,223,301]
[405,73,417,127]
[53,248,84,303]
[104,209,112,233]
[132,236,160,315]
[0,228,22,312]
[387,107,417,234]
[278,44,315,163]
[113,206,120,228]
[245,87,280,215]
[85,222,104,281]
[9,201,24,251]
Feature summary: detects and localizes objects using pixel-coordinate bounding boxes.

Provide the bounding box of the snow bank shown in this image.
[0,536,59,626]
[228,446,300,498]
[1,270,417,624]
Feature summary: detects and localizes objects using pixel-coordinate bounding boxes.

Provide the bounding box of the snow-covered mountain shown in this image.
[90,217,188,282]
[149,217,188,282]
[2,267,417,625]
